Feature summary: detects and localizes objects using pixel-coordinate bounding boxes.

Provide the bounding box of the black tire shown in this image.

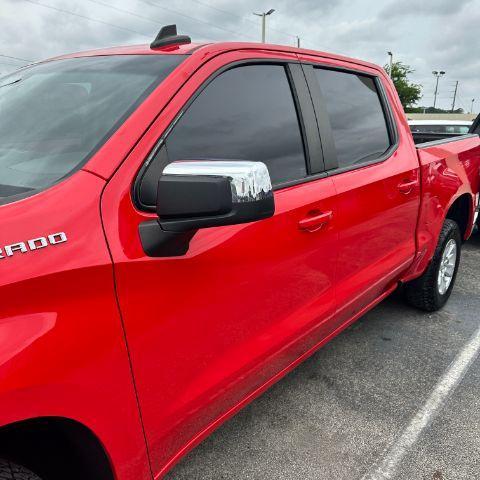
[405,219,461,312]
[0,460,41,480]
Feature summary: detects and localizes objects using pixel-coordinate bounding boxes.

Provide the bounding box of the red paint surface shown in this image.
[0,42,478,479]
[0,172,150,480]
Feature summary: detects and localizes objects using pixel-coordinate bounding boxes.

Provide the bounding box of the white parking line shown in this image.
[362,323,480,480]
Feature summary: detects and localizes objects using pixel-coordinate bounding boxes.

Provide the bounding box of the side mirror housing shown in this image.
[139,161,275,256]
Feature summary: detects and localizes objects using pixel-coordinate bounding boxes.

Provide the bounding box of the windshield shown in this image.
[0,54,184,202]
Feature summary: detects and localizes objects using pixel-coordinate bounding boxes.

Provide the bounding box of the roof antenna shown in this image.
[150,25,191,49]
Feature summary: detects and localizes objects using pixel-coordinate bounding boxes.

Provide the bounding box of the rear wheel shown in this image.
[0,460,42,480]
[405,219,461,311]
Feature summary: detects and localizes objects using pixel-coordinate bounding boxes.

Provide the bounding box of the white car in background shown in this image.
[408,119,473,145]
[408,119,472,135]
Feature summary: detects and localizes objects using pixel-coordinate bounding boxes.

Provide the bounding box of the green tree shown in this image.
[384,61,422,109]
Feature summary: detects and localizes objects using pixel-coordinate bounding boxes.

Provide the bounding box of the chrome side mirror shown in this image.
[139,160,275,257]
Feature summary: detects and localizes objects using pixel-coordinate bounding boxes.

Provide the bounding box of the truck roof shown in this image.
[42,41,385,76]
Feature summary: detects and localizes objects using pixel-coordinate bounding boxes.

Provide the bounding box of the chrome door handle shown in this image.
[298,210,333,232]
[398,180,418,194]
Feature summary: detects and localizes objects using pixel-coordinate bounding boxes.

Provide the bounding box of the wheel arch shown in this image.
[445,192,475,240]
[0,416,115,480]
[401,191,474,284]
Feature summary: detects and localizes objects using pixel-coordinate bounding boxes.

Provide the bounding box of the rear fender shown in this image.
[401,136,480,282]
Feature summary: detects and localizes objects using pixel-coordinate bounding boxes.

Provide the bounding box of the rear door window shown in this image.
[313,68,391,169]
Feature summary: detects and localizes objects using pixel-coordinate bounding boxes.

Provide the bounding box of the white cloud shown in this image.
[379,0,473,18]
[0,0,478,111]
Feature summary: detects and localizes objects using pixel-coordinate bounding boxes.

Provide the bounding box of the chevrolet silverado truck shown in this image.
[0,26,479,480]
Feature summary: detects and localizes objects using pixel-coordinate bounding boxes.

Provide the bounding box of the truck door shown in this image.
[101,53,338,476]
[300,58,420,325]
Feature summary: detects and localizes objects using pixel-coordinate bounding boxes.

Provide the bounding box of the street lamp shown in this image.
[432,70,445,109]
[471,99,476,114]
[387,51,393,78]
[253,9,275,43]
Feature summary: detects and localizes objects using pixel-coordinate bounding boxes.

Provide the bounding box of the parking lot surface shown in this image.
[167,235,480,480]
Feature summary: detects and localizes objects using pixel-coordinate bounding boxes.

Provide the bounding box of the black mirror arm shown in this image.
[139,220,196,257]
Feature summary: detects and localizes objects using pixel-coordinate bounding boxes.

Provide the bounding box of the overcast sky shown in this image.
[0,0,478,112]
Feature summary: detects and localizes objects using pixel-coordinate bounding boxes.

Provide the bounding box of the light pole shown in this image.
[471,99,476,114]
[451,80,459,112]
[432,70,445,109]
[253,9,275,43]
[387,51,393,78]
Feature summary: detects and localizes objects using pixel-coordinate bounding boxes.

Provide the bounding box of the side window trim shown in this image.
[301,62,399,176]
[287,63,325,174]
[134,59,322,212]
[301,64,338,172]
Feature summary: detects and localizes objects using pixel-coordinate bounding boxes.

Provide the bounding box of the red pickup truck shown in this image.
[0,26,479,480]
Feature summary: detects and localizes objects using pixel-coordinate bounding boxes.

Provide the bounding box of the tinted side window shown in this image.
[314,69,391,169]
[165,64,307,185]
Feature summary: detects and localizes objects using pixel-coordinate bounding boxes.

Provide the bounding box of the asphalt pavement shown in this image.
[167,234,480,480]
